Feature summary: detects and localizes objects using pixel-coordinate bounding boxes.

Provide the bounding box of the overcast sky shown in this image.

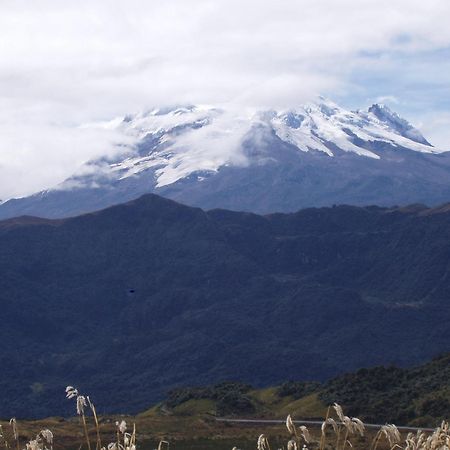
[1,0,450,200]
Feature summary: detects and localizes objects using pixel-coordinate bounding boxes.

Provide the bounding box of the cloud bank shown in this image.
[0,0,450,199]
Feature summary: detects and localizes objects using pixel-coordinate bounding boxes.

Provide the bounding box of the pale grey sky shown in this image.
[1,0,450,200]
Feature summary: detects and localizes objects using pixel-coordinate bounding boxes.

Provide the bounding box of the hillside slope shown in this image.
[0,195,449,417]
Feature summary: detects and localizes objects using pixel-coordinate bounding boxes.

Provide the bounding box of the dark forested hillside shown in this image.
[0,195,449,418]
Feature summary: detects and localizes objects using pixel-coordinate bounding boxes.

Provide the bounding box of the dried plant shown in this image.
[87,396,102,450]
[372,424,402,450]
[157,440,169,450]
[258,434,271,450]
[23,429,53,450]
[286,416,297,437]
[66,386,92,450]
[285,415,311,447]
[316,404,365,450]
[9,419,19,450]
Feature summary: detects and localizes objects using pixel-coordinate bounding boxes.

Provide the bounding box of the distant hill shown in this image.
[155,353,450,427]
[0,194,450,418]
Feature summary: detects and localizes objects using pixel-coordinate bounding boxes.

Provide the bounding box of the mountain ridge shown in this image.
[0,194,449,417]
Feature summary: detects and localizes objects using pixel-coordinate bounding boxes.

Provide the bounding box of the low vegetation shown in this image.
[320,354,450,427]
[159,354,450,428]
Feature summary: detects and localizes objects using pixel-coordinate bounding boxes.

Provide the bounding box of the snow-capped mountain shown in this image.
[1,98,450,219]
[82,98,439,187]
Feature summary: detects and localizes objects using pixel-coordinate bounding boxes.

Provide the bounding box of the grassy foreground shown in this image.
[0,387,448,450]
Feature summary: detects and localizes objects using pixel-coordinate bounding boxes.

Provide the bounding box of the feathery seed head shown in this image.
[86,396,97,414]
[76,395,87,415]
[333,403,345,422]
[299,426,311,443]
[9,418,18,440]
[40,430,53,444]
[352,418,365,436]
[157,440,169,450]
[257,434,270,450]
[380,424,401,446]
[287,439,297,450]
[342,416,354,433]
[26,439,39,450]
[118,421,127,434]
[65,386,78,399]
[286,415,296,436]
[322,418,338,434]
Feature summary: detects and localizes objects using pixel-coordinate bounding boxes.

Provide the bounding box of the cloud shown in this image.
[0,0,450,198]
[0,118,135,200]
[414,112,450,151]
[375,96,400,105]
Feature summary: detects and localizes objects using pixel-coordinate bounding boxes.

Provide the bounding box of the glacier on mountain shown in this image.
[80,97,439,191]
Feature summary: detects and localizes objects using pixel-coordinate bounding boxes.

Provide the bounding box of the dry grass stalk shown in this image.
[285,414,311,448]
[123,423,136,450]
[321,403,365,450]
[286,415,297,438]
[258,434,271,450]
[87,397,102,450]
[9,418,19,450]
[22,429,53,450]
[66,387,92,450]
[319,406,332,450]
[157,440,169,450]
[372,424,402,450]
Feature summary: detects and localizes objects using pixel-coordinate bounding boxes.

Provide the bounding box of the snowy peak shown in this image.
[270,98,437,160]
[53,98,444,196]
[73,98,442,192]
[367,103,431,146]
